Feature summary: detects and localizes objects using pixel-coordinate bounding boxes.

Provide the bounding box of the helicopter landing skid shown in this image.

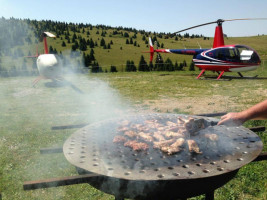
[200,74,259,81]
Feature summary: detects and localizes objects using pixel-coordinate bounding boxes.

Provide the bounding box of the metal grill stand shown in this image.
[23,113,266,200]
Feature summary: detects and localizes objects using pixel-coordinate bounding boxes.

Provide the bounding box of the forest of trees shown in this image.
[0,17,201,77]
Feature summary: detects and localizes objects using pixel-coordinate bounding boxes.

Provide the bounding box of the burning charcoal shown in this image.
[187,139,202,154]
[138,132,154,142]
[124,140,149,151]
[113,135,127,143]
[124,130,138,138]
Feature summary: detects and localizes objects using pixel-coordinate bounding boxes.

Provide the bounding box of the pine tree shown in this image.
[174,61,180,71]
[62,41,66,47]
[165,58,174,71]
[189,62,195,71]
[110,65,118,72]
[155,54,164,71]
[89,49,95,61]
[183,60,187,67]
[138,55,149,71]
[142,35,146,41]
[123,32,129,37]
[130,38,133,44]
[100,38,105,46]
[131,61,137,71]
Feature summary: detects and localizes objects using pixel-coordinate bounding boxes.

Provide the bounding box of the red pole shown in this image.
[43,37,49,54]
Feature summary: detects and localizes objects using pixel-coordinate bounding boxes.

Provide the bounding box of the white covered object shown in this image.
[37,54,61,78]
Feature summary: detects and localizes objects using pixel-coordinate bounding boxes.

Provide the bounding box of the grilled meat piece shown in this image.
[138,132,154,142]
[177,117,186,125]
[124,140,149,151]
[163,131,185,138]
[167,126,179,132]
[204,133,218,141]
[187,139,202,154]
[153,131,166,141]
[145,119,158,124]
[124,130,138,138]
[161,146,180,155]
[113,135,127,143]
[153,139,175,149]
[117,126,129,132]
[178,128,188,136]
[130,123,143,129]
[172,138,185,147]
[166,121,177,127]
[161,138,185,155]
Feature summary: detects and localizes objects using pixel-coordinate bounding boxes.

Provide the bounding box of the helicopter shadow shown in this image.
[44,80,84,94]
[201,75,267,81]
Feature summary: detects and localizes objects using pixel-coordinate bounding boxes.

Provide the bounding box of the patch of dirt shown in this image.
[140,96,242,115]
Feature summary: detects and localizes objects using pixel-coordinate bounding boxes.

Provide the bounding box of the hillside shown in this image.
[1,17,267,74]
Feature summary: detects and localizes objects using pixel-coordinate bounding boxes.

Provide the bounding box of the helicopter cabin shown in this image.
[205,45,260,64]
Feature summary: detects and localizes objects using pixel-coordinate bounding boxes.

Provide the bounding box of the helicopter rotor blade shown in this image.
[172,20,219,35]
[224,17,267,22]
[173,18,267,35]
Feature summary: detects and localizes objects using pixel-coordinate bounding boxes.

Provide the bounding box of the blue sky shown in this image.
[1,0,267,37]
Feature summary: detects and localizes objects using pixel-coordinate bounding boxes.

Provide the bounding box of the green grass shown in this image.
[0,71,266,200]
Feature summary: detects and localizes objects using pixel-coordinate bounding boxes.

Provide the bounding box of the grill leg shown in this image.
[205,190,214,200]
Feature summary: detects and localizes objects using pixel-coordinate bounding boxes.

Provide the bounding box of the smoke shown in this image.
[0,19,137,199]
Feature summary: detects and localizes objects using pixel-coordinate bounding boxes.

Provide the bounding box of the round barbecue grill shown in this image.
[63,113,263,200]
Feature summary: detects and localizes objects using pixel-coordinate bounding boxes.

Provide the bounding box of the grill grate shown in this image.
[63,113,262,181]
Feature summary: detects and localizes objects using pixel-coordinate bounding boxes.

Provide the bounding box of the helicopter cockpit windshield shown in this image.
[207,45,260,64]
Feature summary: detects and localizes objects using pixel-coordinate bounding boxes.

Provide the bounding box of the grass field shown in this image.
[0,69,266,200]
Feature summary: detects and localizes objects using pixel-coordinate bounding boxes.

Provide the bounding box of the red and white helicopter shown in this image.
[28,32,62,86]
[148,18,266,79]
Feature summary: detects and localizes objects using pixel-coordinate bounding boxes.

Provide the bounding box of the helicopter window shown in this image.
[235,45,259,63]
[208,48,238,61]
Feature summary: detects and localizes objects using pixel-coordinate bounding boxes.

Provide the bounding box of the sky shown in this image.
[1,0,267,37]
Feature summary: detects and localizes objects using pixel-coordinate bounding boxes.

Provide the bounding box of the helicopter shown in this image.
[147,18,266,79]
[28,32,62,86]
